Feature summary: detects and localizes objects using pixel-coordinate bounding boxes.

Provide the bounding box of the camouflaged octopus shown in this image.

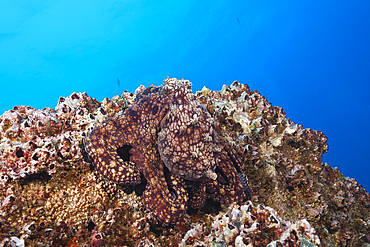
[85,78,252,224]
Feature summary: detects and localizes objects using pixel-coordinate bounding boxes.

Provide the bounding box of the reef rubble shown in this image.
[0,79,369,246]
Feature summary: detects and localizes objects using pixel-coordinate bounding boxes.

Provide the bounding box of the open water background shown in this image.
[0,1,369,190]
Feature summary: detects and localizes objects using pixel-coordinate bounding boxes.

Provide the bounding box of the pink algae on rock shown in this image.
[0,79,369,246]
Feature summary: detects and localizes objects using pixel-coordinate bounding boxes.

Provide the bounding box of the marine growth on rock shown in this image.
[0,78,369,246]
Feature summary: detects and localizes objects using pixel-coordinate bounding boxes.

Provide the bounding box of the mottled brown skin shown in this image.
[207,138,250,205]
[186,180,207,209]
[85,83,188,224]
[85,78,251,224]
[184,137,252,209]
[157,84,219,181]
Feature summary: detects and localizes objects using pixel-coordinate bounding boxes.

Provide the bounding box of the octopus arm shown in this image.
[84,115,141,185]
[140,143,188,225]
[221,138,245,173]
[206,148,247,205]
[186,180,207,209]
[222,138,253,198]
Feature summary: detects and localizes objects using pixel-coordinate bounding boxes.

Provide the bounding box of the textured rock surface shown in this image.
[0,79,369,246]
[196,81,370,246]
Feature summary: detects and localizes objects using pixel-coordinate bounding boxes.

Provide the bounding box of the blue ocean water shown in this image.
[0,1,369,191]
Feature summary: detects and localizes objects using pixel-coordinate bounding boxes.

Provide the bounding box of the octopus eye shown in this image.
[117,145,132,161]
[170,190,177,200]
[152,105,159,115]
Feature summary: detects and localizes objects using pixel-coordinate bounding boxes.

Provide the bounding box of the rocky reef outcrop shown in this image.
[0,79,369,246]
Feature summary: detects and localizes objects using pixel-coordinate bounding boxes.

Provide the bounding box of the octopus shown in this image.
[84,78,252,224]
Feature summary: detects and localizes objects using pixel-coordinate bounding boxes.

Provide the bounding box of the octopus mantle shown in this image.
[84,78,251,224]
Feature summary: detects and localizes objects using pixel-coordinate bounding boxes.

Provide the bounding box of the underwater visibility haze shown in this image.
[0,0,370,191]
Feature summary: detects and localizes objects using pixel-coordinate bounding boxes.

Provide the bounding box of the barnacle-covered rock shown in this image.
[180,201,320,246]
[196,81,370,246]
[0,92,128,186]
[0,78,369,246]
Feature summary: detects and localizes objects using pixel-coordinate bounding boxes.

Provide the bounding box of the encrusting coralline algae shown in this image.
[0,78,369,246]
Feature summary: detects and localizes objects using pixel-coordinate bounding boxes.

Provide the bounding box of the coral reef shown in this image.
[0,78,369,246]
